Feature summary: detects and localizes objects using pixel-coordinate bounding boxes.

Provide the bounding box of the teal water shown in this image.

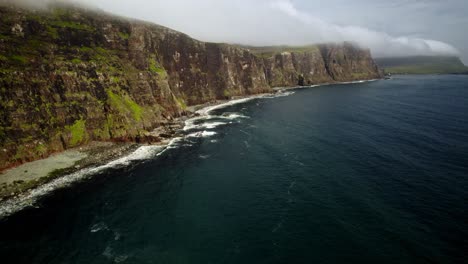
[0,75,467,263]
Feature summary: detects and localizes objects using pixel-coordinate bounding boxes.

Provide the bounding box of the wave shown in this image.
[103,246,129,263]
[273,78,379,91]
[187,89,301,131]
[90,222,109,233]
[262,91,296,98]
[275,91,296,97]
[194,91,299,116]
[0,145,165,218]
[155,137,184,156]
[196,97,261,115]
[222,113,250,119]
[0,126,222,217]
[184,121,229,131]
[336,79,379,85]
[204,122,228,129]
[186,131,218,138]
[183,100,254,136]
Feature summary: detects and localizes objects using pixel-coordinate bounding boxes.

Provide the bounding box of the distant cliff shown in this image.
[375,56,468,75]
[0,4,382,170]
[248,44,382,87]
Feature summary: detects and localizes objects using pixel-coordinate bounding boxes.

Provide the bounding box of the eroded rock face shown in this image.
[259,43,381,87]
[0,4,382,170]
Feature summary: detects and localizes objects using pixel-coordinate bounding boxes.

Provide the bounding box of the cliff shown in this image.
[0,4,382,171]
[375,56,468,75]
[249,44,381,87]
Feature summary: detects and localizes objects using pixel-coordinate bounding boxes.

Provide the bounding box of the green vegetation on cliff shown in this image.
[375,56,468,74]
[245,45,321,58]
[149,59,167,76]
[107,90,143,122]
[66,119,87,147]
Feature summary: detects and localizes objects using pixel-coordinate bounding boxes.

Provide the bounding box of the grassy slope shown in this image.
[241,45,321,58]
[375,56,468,74]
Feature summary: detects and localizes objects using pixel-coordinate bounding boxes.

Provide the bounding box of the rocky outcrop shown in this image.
[0,4,382,170]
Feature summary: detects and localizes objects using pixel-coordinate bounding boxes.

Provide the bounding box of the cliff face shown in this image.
[262,48,332,87]
[0,4,382,170]
[250,44,382,87]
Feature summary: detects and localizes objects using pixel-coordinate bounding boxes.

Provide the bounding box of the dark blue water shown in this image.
[1,75,467,263]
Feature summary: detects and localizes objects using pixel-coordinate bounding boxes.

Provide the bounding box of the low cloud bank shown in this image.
[269,0,459,57]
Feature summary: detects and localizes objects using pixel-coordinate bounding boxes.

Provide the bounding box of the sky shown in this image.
[6,0,468,63]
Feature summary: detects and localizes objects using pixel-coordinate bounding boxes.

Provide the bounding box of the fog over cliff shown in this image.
[3,0,468,63]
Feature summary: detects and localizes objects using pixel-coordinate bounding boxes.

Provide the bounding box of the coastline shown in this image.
[0,78,379,219]
[0,142,141,200]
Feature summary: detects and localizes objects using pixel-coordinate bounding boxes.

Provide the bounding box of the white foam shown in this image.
[124,146,163,162]
[204,122,228,129]
[184,121,228,131]
[0,145,165,218]
[103,246,114,259]
[222,113,250,120]
[186,131,218,138]
[156,137,184,157]
[114,231,121,241]
[102,246,129,263]
[90,222,109,233]
[196,95,271,115]
[183,97,256,136]
[281,92,295,97]
[272,79,379,91]
[183,115,217,131]
[335,79,379,85]
[183,123,199,131]
[97,145,164,169]
[267,91,295,98]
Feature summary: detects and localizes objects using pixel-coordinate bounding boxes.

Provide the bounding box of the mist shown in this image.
[0,0,58,8]
[3,0,466,62]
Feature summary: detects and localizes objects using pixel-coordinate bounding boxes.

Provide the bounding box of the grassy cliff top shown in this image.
[238,45,321,58]
[375,56,468,74]
[241,42,367,59]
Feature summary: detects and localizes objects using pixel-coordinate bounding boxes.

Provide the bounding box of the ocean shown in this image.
[0,75,467,263]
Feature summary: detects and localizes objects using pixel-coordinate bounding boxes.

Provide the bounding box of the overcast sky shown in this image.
[10,0,468,63]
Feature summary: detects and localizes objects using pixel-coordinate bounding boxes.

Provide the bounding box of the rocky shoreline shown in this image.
[0,91,277,217]
[0,116,189,203]
[0,79,379,218]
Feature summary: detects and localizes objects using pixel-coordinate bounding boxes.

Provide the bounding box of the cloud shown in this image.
[0,0,55,8]
[0,0,92,9]
[269,0,459,57]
